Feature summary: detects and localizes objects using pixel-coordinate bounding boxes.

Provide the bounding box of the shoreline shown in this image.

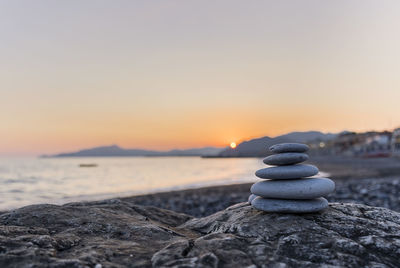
[121,156,400,216]
[1,156,400,216]
[123,176,400,217]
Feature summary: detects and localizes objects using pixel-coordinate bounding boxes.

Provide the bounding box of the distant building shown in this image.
[330,131,392,157]
[309,128,399,157]
[391,128,400,156]
[332,132,360,156]
[358,132,391,157]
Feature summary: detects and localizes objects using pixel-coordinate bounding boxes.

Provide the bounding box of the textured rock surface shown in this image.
[175,202,400,267]
[0,199,192,268]
[1,200,399,267]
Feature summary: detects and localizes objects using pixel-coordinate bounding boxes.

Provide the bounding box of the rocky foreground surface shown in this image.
[1,200,400,267]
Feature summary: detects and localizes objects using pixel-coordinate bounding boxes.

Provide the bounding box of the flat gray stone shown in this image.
[248,194,257,203]
[269,143,309,153]
[263,152,309,165]
[251,197,328,213]
[251,178,335,199]
[255,164,319,179]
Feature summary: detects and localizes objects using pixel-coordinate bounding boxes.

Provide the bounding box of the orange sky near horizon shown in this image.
[1,1,400,156]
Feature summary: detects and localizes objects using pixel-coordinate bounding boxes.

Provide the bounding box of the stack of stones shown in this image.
[249,143,335,213]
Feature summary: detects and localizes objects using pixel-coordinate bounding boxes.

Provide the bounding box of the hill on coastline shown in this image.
[43,145,224,157]
[43,131,337,158]
[215,131,336,157]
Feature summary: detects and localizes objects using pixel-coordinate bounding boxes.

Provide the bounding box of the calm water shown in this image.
[0,157,270,210]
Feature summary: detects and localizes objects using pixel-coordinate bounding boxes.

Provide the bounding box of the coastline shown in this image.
[1,157,400,267]
[123,156,400,216]
[1,156,400,216]
[122,176,400,217]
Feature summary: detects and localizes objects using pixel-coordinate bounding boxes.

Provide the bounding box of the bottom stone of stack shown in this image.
[251,196,328,213]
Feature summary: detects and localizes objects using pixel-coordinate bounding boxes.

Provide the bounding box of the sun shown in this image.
[230,142,237,149]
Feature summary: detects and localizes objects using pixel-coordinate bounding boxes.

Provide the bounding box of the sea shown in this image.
[0,156,272,211]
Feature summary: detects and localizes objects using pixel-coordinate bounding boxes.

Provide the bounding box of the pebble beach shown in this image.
[124,156,400,217]
[1,155,399,217]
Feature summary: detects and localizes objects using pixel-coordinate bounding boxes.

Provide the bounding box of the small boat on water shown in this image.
[79,164,98,168]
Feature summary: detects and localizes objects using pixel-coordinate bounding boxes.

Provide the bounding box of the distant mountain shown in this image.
[43,131,338,158]
[44,145,223,157]
[216,131,337,157]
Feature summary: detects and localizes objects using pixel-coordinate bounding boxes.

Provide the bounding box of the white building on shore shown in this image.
[391,128,400,156]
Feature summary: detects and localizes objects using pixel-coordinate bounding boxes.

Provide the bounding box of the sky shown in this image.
[1,1,400,156]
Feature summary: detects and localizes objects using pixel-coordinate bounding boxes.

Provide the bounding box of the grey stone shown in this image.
[248,194,257,203]
[180,202,400,267]
[0,201,191,267]
[1,200,400,267]
[255,164,319,179]
[269,143,309,153]
[263,152,309,166]
[251,196,328,213]
[251,178,335,199]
